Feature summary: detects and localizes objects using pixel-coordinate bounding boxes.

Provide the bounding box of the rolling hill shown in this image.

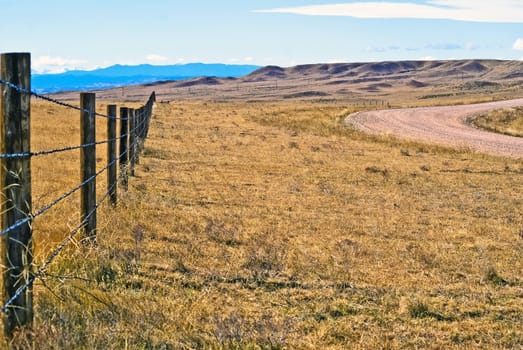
[52,59,523,104]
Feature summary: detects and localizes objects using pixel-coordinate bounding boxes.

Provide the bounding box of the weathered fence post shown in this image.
[107,105,117,206]
[144,95,152,139]
[142,105,147,144]
[0,52,33,337]
[80,93,96,242]
[129,108,136,177]
[135,107,143,164]
[138,106,144,142]
[119,107,129,191]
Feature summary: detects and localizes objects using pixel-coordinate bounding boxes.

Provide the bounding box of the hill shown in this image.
[62,59,523,104]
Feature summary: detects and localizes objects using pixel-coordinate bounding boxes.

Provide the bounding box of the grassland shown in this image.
[472,107,523,137]
[6,99,523,349]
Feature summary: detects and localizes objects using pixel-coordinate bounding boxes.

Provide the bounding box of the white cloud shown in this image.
[145,54,168,64]
[366,43,473,53]
[32,56,89,74]
[426,43,463,50]
[513,38,523,51]
[366,45,402,52]
[228,57,257,64]
[255,0,523,23]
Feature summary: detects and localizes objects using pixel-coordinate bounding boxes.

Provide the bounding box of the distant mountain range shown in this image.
[32,63,261,93]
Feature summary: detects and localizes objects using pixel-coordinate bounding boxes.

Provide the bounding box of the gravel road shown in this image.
[346,98,523,158]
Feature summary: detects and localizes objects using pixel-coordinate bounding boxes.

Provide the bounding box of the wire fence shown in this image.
[0,52,156,337]
[0,137,122,159]
[0,77,127,120]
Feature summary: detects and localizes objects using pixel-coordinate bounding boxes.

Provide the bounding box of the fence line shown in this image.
[0,137,121,159]
[0,52,156,339]
[0,78,130,121]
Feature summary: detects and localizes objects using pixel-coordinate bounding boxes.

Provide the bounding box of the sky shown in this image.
[0,0,522,73]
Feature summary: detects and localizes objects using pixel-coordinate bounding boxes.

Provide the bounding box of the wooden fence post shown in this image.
[107,105,117,206]
[129,108,136,177]
[135,107,143,163]
[142,105,146,144]
[119,107,129,191]
[144,96,152,139]
[80,93,96,242]
[0,52,33,337]
[139,106,145,141]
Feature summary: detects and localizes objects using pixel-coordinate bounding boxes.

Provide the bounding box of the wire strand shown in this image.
[0,155,124,238]
[0,137,122,159]
[0,78,127,121]
[0,177,119,313]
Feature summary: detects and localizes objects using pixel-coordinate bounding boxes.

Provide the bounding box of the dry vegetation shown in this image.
[5,98,523,349]
[472,107,523,137]
[58,60,523,109]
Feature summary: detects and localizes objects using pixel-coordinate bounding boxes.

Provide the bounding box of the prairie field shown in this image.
[6,98,523,349]
[473,107,523,137]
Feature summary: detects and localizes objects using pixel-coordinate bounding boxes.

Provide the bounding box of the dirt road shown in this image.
[346,98,523,158]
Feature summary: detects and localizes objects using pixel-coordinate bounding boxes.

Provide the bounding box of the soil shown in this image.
[346,98,523,158]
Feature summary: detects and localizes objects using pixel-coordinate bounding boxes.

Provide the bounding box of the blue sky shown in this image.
[0,0,522,73]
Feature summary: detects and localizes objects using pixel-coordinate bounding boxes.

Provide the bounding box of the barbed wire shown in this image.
[0,99,151,160]
[0,139,137,312]
[0,137,122,160]
[0,79,153,161]
[0,128,141,312]
[0,173,121,313]
[0,152,127,239]
[0,111,144,234]
[0,78,128,121]
[0,76,155,315]
[0,102,150,238]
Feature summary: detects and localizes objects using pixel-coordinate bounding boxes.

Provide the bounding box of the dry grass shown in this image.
[472,107,523,137]
[4,99,523,348]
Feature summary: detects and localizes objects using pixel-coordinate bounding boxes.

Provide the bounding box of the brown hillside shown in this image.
[54,59,523,105]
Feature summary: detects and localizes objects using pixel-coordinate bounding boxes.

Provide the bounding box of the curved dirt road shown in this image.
[346,98,523,158]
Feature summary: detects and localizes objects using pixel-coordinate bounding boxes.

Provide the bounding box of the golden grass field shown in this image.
[5,97,523,349]
[473,107,523,137]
